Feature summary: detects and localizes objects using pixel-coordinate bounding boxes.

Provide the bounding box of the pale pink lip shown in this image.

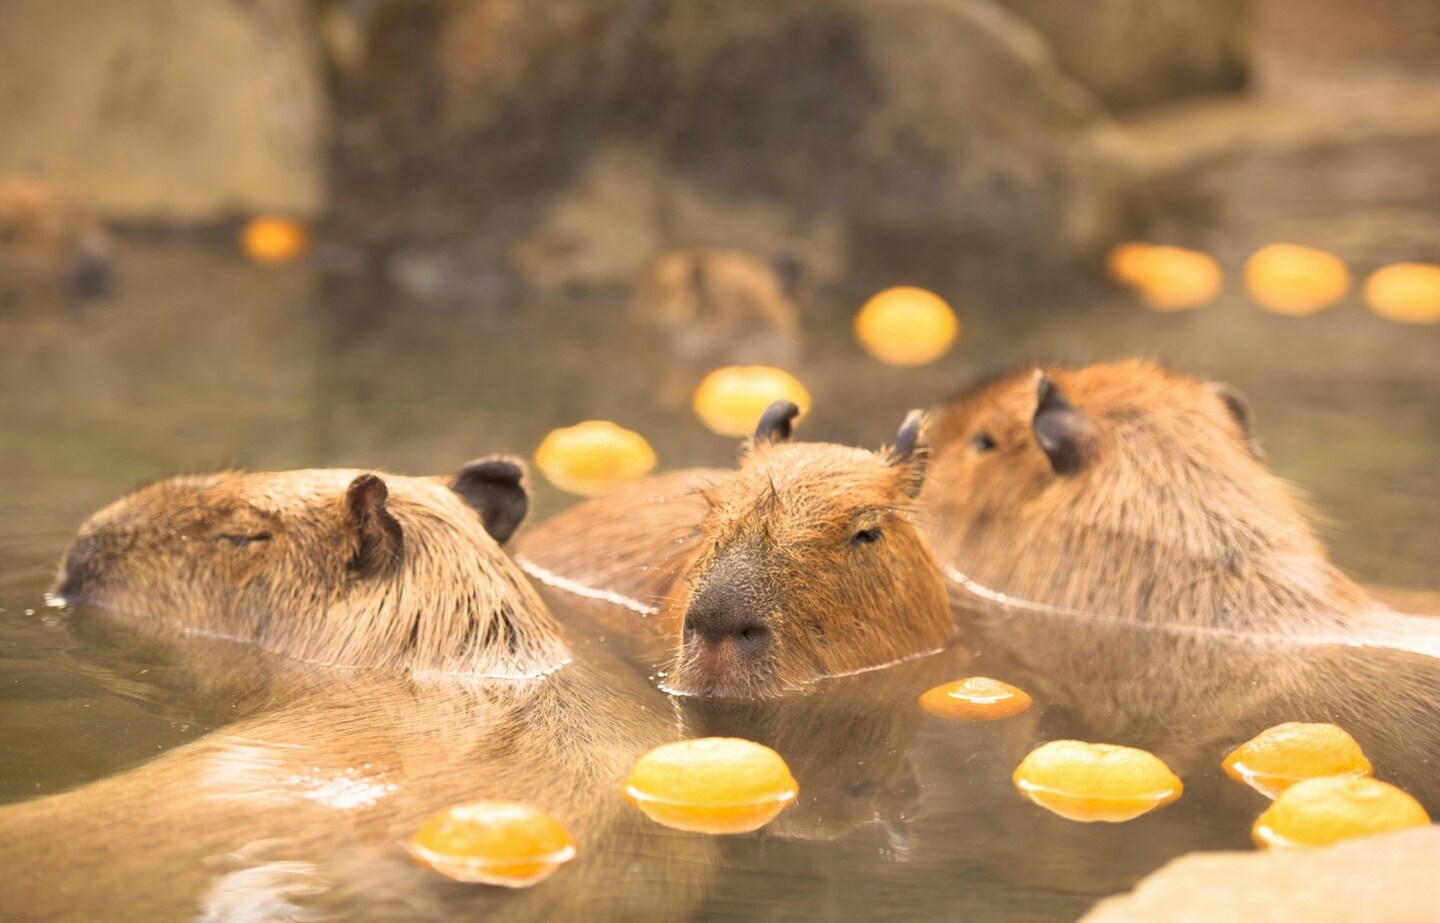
[674,640,767,699]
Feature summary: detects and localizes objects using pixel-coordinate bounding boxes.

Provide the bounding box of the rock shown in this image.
[329,0,1134,302]
[1081,826,1440,923]
[1251,0,1440,100]
[0,0,329,222]
[998,0,1245,110]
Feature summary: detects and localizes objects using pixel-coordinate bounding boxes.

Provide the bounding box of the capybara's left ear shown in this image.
[450,456,529,545]
[345,473,404,575]
[754,400,801,445]
[886,409,928,498]
[1032,373,1088,475]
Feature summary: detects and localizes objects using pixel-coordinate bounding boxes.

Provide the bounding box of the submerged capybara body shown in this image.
[630,247,804,366]
[923,360,1440,805]
[518,404,955,698]
[0,177,114,304]
[56,458,568,677]
[3,461,717,922]
[923,360,1393,635]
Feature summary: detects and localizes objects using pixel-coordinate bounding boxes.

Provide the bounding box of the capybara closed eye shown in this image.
[55,457,568,677]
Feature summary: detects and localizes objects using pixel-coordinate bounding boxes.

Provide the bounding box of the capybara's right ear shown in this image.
[450,456,529,545]
[1032,373,1087,475]
[754,400,800,444]
[345,473,404,575]
[886,409,928,498]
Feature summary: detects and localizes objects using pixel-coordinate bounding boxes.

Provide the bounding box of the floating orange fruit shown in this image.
[406,800,577,887]
[241,215,310,266]
[1117,245,1222,311]
[1364,262,1440,324]
[692,366,812,438]
[1013,740,1183,823]
[1223,722,1372,799]
[624,737,798,835]
[534,421,656,497]
[919,676,1033,721]
[1244,244,1350,316]
[853,287,959,366]
[1252,776,1430,849]
[1105,241,1153,287]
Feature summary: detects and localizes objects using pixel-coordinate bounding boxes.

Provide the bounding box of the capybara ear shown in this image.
[886,409,928,498]
[1209,381,1264,459]
[771,245,807,299]
[1032,373,1087,475]
[754,400,801,444]
[345,473,404,575]
[450,456,529,545]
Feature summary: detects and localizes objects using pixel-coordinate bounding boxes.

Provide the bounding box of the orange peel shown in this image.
[1223,722,1372,799]
[919,676,1032,721]
[853,287,959,366]
[1253,776,1430,849]
[1363,262,1440,324]
[624,737,798,835]
[534,421,657,497]
[1013,740,1182,823]
[692,366,812,438]
[406,800,577,887]
[1244,243,1350,316]
[241,215,309,266]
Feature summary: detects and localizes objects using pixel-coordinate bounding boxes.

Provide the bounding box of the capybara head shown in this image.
[54,459,569,677]
[925,360,1363,630]
[664,402,954,698]
[0,177,114,299]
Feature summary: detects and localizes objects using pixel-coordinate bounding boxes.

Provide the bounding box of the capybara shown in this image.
[2,460,716,922]
[55,458,568,677]
[0,176,114,303]
[923,360,1440,806]
[630,246,805,366]
[518,402,956,698]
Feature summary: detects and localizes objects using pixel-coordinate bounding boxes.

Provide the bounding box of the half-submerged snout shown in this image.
[679,549,777,695]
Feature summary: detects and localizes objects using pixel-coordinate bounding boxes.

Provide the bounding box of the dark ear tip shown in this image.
[889,409,927,463]
[452,455,527,489]
[754,400,801,443]
[346,473,389,509]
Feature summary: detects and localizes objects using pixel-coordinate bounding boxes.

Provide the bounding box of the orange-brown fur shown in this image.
[56,464,568,677]
[518,416,955,698]
[3,464,716,921]
[923,360,1380,634]
[924,360,1440,806]
[630,247,803,366]
[0,176,113,304]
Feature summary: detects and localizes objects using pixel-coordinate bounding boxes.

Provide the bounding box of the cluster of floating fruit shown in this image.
[402,691,1433,889]
[1109,241,1440,324]
[918,678,1431,841]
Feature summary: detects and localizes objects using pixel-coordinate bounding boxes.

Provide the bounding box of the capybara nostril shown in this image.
[683,593,773,658]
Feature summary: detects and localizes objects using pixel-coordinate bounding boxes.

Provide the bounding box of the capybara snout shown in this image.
[667,403,954,698]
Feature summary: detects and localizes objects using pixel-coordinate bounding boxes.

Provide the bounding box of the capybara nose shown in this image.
[683,593,772,658]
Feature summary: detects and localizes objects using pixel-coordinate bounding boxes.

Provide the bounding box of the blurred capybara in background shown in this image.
[518,402,955,698]
[630,246,806,366]
[0,176,114,305]
[55,457,569,677]
[3,461,718,922]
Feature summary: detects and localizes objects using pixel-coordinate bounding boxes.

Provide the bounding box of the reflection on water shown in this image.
[0,241,1437,920]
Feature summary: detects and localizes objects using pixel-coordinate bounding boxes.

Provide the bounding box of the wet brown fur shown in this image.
[924,359,1377,634]
[518,425,954,698]
[56,464,568,678]
[5,466,716,921]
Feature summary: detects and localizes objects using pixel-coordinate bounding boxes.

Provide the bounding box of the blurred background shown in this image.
[1,0,1437,599]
